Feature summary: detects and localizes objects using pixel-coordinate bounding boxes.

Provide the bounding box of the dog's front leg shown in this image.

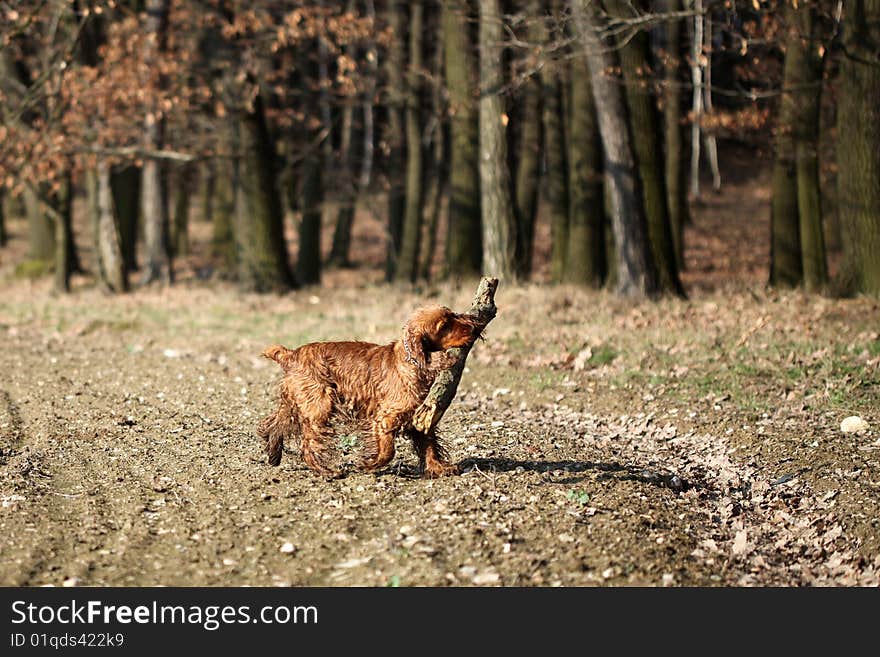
[410,429,459,478]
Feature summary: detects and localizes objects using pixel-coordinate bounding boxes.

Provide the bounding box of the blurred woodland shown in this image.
[0,0,878,297]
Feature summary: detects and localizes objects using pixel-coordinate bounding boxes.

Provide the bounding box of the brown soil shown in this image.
[0,144,877,586]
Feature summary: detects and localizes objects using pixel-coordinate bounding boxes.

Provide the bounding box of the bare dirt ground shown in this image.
[1,145,878,586]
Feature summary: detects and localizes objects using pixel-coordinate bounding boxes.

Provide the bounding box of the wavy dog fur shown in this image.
[257,305,480,478]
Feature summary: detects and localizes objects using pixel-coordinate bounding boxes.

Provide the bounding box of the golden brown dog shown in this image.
[258,305,480,478]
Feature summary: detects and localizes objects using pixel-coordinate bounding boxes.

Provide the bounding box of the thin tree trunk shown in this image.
[172,163,191,257]
[443,0,482,279]
[325,18,357,267]
[317,33,333,166]
[141,0,172,285]
[327,96,357,268]
[395,1,425,283]
[385,1,407,280]
[689,0,703,200]
[52,178,73,293]
[200,161,215,225]
[420,25,447,281]
[661,0,688,270]
[770,9,806,288]
[790,4,827,292]
[572,0,657,297]
[213,144,237,275]
[327,1,359,270]
[235,95,294,292]
[110,166,140,271]
[89,165,128,293]
[606,0,683,296]
[479,0,518,281]
[297,150,324,286]
[564,39,605,287]
[359,0,378,192]
[420,142,446,281]
[769,156,801,287]
[328,198,356,268]
[24,187,54,263]
[542,4,569,283]
[702,11,721,192]
[836,0,880,295]
[513,0,543,278]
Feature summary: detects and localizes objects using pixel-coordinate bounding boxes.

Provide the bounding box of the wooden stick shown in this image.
[411,277,499,433]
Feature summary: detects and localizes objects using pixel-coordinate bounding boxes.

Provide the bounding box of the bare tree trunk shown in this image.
[420,139,447,281]
[296,35,333,285]
[791,4,827,292]
[328,105,357,268]
[770,3,827,289]
[212,141,237,276]
[297,149,324,286]
[543,3,569,283]
[479,0,518,281]
[328,2,358,269]
[512,0,544,278]
[52,178,73,293]
[141,0,172,285]
[172,163,191,257]
[24,187,54,263]
[89,164,128,293]
[395,1,425,283]
[702,11,721,192]
[606,0,683,296]
[327,192,356,269]
[110,166,140,271]
[661,0,688,270]
[359,0,378,192]
[572,0,657,297]
[444,0,482,279]
[564,35,605,287]
[836,0,880,295]
[385,1,407,280]
[235,95,294,292]
[200,162,214,225]
[689,0,703,200]
[770,140,801,287]
[420,26,447,281]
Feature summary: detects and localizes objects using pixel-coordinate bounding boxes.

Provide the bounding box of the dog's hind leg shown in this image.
[258,402,296,466]
[297,384,341,477]
[360,414,399,472]
[300,424,340,477]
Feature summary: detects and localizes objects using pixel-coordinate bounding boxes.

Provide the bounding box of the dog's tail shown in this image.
[262,344,296,369]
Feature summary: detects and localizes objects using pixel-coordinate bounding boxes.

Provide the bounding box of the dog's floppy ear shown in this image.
[402,317,428,369]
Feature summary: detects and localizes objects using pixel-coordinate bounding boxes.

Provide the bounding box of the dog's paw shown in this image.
[422,462,460,479]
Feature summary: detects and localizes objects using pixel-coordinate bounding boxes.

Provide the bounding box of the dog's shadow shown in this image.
[388,457,693,494]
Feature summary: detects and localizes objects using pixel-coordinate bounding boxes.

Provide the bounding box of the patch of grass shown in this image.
[785,366,807,381]
[589,345,618,367]
[385,575,401,587]
[338,434,358,453]
[529,371,565,393]
[567,489,590,505]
